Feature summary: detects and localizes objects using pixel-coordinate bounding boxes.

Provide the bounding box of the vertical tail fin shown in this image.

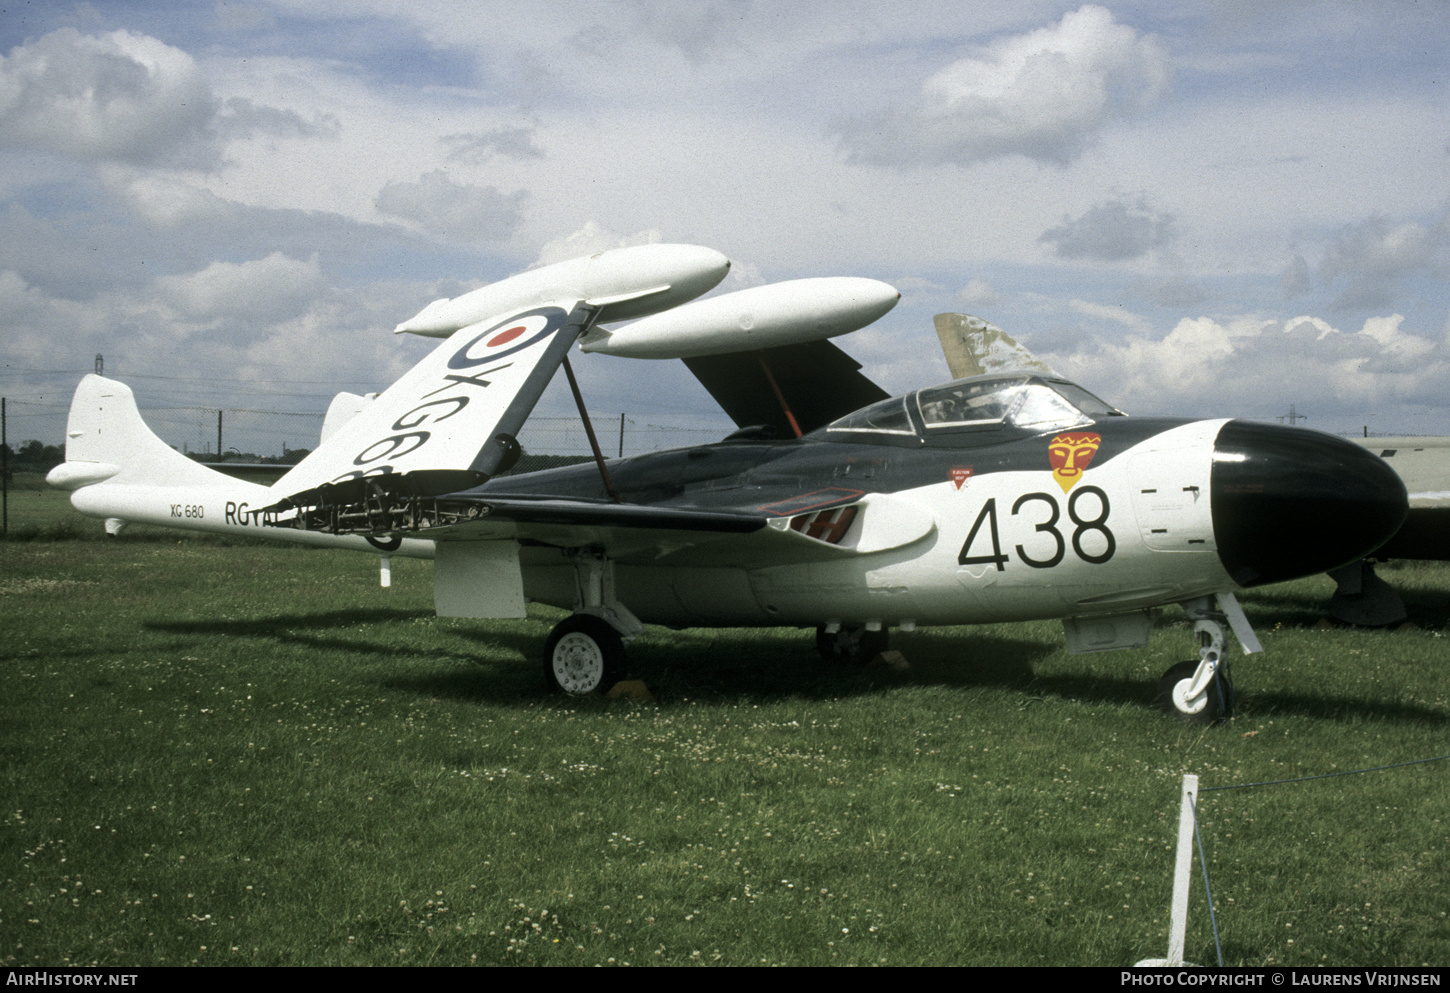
[48,374,233,490]
[933,313,1059,380]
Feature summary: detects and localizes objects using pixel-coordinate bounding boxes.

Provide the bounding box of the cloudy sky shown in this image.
[3,0,1449,454]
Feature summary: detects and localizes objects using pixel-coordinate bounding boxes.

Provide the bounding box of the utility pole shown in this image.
[95,354,103,376]
[1277,404,1308,426]
[217,410,223,459]
[2,397,8,535]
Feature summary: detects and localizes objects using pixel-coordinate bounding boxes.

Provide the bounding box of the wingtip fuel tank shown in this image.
[393,244,732,337]
[578,277,900,360]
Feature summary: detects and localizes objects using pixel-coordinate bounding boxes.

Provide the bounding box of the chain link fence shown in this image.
[125,408,730,465]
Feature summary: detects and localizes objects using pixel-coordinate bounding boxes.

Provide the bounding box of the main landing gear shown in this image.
[815,623,889,665]
[1156,594,1259,725]
[543,551,643,696]
[545,614,626,695]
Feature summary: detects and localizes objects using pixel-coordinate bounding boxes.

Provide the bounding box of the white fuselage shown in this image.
[513,420,1232,630]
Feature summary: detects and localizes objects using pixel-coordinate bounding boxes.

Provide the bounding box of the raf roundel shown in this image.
[448,307,569,370]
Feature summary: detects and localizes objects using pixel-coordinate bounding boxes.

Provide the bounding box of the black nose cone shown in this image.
[1212,421,1408,588]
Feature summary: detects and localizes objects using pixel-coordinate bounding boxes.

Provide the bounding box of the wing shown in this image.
[359,485,932,566]
[683,339,889,436]
[268,300,593,508]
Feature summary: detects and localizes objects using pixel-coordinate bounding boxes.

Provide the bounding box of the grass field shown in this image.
[2,512,1447,966]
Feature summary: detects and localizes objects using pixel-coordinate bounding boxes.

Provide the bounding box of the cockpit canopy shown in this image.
[823,375,1124,445]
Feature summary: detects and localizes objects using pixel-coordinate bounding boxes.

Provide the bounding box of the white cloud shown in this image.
[1283,315,1336,340]
[1040,197,1176,261]
[0,27,337,170]
[719,260,767,291]
[591,0,751,61]
[0,269,52,324]
[530,221,663,268]
[1318,213,1449,311]
[0,28,217,166]
[102,169,235,228]
[892,276,945,294]
[374,171,526,244]
[957,278,997,306]
[1068,298,1156,337]
[158,252,325,324]
[442,126,544,163]
[836,5,1169,168]
[4,6,1450,439]
[1358,314,1435,361]
[1050,312,1449,427]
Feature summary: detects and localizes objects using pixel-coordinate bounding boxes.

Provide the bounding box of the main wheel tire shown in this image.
[1155,659,1229,725]
[544,615,626,695]
[815,625,889,665]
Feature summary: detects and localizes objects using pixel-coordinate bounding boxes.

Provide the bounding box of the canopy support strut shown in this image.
[562,354,623,503]
[757,354,803,438]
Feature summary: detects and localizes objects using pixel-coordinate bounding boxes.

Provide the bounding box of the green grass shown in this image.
[3,476,92,541]
[1,538,1447,966]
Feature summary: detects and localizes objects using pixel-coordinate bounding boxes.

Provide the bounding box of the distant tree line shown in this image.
[186,448,311,466]
[3,440,65,471]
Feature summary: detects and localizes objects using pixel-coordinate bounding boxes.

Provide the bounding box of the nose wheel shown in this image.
[1156,659,1233,725]
[1156,598,1242,725]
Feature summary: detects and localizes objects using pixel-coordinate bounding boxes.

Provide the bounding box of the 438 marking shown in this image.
[958,485,1115,571]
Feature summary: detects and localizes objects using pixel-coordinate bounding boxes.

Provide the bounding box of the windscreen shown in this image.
[824,395,915,436]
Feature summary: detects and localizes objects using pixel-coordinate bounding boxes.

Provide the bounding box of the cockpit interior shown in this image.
[822,375,1125,446]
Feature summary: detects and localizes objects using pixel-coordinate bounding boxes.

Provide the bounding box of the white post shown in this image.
[1135,773,1199,967]
[380,555,392,588]
[1166,773,1199,965]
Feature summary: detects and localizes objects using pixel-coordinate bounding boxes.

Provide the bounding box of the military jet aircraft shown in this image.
[934,312,1450,628]
[48,245,1408,724]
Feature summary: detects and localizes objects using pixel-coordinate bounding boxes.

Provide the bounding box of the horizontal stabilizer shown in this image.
[321,391,374,445]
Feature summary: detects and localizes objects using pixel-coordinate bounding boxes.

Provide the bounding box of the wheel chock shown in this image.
[869,650,910,671]
[605,680,655,702]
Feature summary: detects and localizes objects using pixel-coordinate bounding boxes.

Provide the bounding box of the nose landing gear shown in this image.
[1157,593,1260,725]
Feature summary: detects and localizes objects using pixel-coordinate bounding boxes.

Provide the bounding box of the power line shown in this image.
[0,365,382,390]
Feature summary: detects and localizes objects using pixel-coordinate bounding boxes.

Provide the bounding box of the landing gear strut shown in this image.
[1328,559,1407,627]
[816,623,889,665]
[1156,594,1259,725]
[543,550,642,696]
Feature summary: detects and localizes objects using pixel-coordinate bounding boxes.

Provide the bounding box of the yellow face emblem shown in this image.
[1049,432,1101,493]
